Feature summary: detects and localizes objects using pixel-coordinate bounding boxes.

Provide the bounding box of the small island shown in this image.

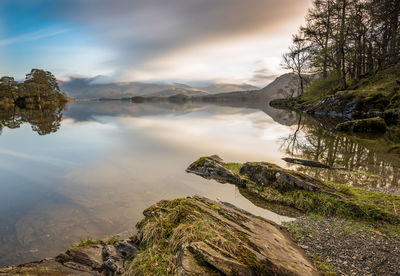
[0,69,68,135]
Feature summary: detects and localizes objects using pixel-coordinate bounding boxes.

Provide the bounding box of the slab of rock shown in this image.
[0,240,138,276]
[187,156,340,196]
[139,197,320,276]
[186,156,245,186]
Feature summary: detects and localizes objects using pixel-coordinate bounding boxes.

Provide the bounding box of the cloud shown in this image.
[250,68,279,86]
[50,0,311,82]
[2,0,312,83]
[0,28,67,47]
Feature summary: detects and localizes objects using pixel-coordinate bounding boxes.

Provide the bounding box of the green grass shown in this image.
[301,72,342,103]
[298,64,400,108]
[312,253,338,275]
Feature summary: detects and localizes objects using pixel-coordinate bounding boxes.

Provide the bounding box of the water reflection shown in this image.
[281,114,400,189]
[0,105,64,136]
[0,101,293,267]
[1,99,400,267]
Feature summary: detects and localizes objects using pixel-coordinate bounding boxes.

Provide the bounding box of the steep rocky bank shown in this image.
[269,64,400,134]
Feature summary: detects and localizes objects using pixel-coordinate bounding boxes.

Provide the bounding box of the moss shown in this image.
[106,236,120,245]
[210,204,221,210]
[72,238,100,248]
[283,223,303,240]
[312,253,338,275]
[192,157,207,167]
[224,163,242,174]
[336,117,387,133]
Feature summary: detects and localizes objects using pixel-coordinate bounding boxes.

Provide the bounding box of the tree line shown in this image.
[0,69,67,108]
[283,0,400,94]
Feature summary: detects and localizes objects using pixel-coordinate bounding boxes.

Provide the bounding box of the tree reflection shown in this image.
[0,104,64,136]
[281,115,400,189]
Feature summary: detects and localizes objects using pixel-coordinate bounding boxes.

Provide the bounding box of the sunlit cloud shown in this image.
[1,0,313,84]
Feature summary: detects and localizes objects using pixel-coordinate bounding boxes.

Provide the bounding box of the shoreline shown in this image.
[1,155,399,275]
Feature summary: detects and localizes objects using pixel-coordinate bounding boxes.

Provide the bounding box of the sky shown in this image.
[0,0,312,86]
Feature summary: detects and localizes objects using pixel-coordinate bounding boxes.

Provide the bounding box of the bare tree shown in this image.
[282,34,311,96]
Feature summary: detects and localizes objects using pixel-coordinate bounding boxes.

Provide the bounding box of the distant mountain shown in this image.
[257,73,299,100]
[201,83,259,94]
[60,77,208,99]
[60,74,295,99]
[146,87,208,97]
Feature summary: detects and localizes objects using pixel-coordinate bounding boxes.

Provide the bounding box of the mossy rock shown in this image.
[187,157,400,225]
[129,197,320,275]
[336,117,387,133]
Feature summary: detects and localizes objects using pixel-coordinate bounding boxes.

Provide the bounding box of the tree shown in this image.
[283,0,400,91]
[0,76,18,101]
[24,69,61,101]
[282,34,311,95]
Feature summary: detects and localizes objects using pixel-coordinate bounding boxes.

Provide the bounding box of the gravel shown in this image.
[285,216,400,276]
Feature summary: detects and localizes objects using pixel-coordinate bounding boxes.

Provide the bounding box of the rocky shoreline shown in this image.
[0,196,319,276]
[186,156,400,275]
[2,155,399,275]
[285,216,400,276]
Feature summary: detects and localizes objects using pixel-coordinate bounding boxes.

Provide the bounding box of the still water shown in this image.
[0,100,399,266]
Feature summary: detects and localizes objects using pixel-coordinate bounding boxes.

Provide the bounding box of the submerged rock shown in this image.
[282,157,336,169]
[335,117,387,133]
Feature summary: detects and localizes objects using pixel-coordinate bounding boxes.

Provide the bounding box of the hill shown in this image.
[60,77,208,99]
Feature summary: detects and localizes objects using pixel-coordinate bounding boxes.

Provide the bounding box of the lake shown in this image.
[0,100,399,266]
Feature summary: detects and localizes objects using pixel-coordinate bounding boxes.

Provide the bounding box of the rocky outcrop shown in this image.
[130,197,320,276]
[186,155,246,186]
[187,156,400,225]
[187,156,340,196]
[0,240,137,275]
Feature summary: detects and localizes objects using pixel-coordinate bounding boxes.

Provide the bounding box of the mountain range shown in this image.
[60,77,259,99]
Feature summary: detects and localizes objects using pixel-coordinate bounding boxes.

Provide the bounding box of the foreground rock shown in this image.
[1,196,319,275]
[0,240,138,275]
[130,196,319,275]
